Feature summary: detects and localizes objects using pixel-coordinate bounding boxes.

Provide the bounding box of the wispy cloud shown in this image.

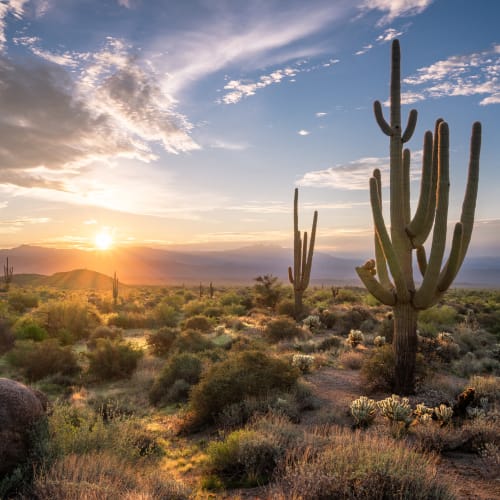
[0,0,28,50]
[209,140,249,151]
[222,67,297,104]
[298,129,310,136]
[376,28,404,42]
[360,0,434,25]
[316,112,328,117]
[355,44,373,56]
[297,154,422,190]
[0,215,50,234]
[402,45,500,105]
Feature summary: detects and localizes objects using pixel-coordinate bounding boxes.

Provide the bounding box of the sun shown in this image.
[95,229,113,250]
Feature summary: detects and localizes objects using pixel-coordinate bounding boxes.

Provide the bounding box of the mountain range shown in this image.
[0,245,499,288]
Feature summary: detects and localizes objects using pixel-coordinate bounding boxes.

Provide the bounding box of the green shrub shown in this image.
[265,316,302,343]
[319,310,337,329]
[15,319,48,341]
[206,429,280,487]
[338,307,374,334]
[190,350,299,425]
[147,327,179,356]
[360,344,395,393]
[183,315,212,332]
[108,311,155,329]
[276,299,296,318]
[87,325,123,349]
[172,329,214,353]
[8,291,39,313]
[0,319,14,354]
[87,339,143,381]
[7,339,80,381]
[154,302,181,327]
[149,353,203,405]
[317,335,342,351]
[419,305,458,329]
[253,275,282,309]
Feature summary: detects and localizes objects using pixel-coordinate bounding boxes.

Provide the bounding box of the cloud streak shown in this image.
[402,45,500,105]
[360,0,434,25]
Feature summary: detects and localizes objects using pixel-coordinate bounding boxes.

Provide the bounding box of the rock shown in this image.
[0,378,46,477]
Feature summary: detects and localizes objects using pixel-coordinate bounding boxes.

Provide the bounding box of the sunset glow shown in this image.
[95,230,113,251]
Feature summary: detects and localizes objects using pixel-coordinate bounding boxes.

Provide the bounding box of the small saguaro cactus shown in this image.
[209,281,214,299]
[288,188,318,319]
[112,271,119,306]
[3,257,13,289]
[356,40,481,395]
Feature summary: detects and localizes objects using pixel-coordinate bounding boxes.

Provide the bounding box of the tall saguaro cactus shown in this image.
[112,271,119,306]
[288,188,318,319]
[356,40,481,394]
[3,257,13,290]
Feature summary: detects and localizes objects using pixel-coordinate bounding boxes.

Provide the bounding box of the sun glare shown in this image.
[95,229,113,250]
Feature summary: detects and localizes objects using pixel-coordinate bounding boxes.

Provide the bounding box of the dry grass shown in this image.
[337,349,364,370]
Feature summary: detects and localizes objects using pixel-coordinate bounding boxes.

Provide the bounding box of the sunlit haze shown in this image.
[0,0,499,258]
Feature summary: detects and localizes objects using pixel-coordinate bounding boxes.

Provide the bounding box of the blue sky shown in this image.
[0,0,499,258]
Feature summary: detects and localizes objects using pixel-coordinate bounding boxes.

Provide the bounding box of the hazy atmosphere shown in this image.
[0,0,499,258]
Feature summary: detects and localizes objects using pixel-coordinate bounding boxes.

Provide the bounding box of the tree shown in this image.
[253,274,282,310]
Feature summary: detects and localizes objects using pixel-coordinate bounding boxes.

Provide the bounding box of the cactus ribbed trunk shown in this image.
[393,303,418,395]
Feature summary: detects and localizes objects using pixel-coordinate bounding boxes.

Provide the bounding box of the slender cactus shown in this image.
[356,40,481,394]
[288,188,318,319]
[3,257,13,290]
[112,271,119,306]
[209,281,214,299]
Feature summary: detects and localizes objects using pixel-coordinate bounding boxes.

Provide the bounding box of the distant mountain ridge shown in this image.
[0,245,499,288]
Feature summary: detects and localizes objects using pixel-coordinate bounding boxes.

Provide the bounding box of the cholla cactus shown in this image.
[434,404,454,424]
[377,394,413,424]
[373,335,386,347]
[437,332,454,343]
[466,406,486,419]
[346,329,364,348]
[292,354,315,373]
[414,403,433,424]
[303,315,321,331]
[350,396,377,427]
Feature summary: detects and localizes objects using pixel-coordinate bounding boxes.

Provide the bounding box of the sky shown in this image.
[0,0,499,258]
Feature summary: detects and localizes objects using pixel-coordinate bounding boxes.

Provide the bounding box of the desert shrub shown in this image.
[377,312,394,343]
[276,299,296,317]
[39,299,101,339]
[265,316,303,343]
[107,311,155,329]
[203,306,223,319]
[253,274,282,309]
[8,290,39,313]
[171,329,214,353]
[419,305,457,332]
[0,318,15,354]
[87,339,143,381]
[338,350,364,370]
[6,339,80,381]
[154,301,181,327]
[149,353,203,405]
[32,452,191,500]
[317,335,342,351]
[14,319,48,341]
[146,327,178,356]
[361,344,395,392]
[272,428,454,499]
[468,375,500,403]
[336,288,361,303]
[206,429,280,487]
[302,315,321,331]
[338,307,373,334]
[318,309,337,329]
[87,325,123,349]
[183,314,212,332]
[452,353,500,378]
[189,350,299,425]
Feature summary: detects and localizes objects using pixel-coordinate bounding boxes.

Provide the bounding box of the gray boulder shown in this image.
[0,378,47,477]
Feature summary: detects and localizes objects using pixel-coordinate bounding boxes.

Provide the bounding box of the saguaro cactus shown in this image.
[3,257,13,290]
[112,271,119,306]
[288,188,318,319]
[356,40,481,394]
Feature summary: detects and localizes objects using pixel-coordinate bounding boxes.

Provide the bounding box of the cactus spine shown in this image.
[112,271,119,306]
[3,257,13,290]
[356,40,481,394]
[288,188,318,319]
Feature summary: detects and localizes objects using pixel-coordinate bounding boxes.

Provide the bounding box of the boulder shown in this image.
[0,378,46,477]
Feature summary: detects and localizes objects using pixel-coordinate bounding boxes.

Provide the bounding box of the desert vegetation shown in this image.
[0,277,499,499]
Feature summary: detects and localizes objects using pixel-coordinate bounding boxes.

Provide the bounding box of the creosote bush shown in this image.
[189,350,300,426]
[149,352,203,405]
[87,339,143,381]
[265,316,303,343]
[183,314,213,332]
[146,327,179,356]
[7,339,80,381]
[171,329,214,353]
